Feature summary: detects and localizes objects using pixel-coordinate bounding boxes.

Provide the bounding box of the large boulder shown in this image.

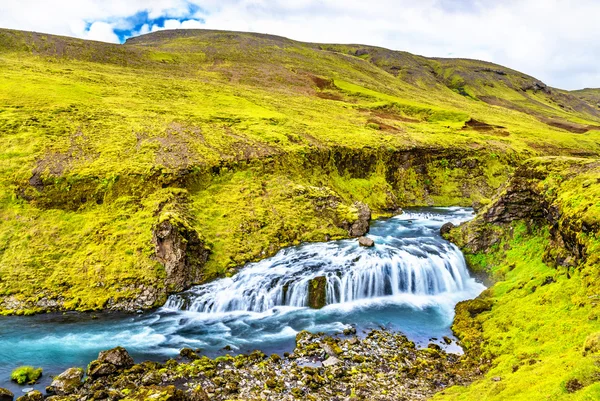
[46,367,83,396]
[88,347,134,378]
[0,387,13,401]
[358,236,374,247]
[439,222,455,237]
[98,346,134,368]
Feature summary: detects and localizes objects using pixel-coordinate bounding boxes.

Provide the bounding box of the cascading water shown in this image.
[164,232,473,313]
[0,207,485,394]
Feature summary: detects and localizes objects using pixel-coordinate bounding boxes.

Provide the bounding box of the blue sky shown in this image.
[0,0,599,90]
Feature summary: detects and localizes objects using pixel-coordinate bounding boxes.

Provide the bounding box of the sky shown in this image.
[0,0,598,90]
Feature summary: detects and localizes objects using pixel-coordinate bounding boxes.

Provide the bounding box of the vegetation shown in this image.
[438,157,600,400]
[10,366,42,384]
[0,27,600,316]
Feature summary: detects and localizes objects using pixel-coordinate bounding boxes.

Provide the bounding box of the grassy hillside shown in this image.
[572,88,600,110]
[438,157,600,400]
[1,28,600,314]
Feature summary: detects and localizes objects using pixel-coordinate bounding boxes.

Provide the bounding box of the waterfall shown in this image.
[163,209,478,314]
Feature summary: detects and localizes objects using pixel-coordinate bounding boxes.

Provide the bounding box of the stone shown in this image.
[358,236,374,247]
[15,391,43,401]
[322,356,342,367]
[179,348,199,360]
[343,326,357,335]
[349,202,371,237]
[46,367,83,395]
[439,222,455,236]
[188,385,209,401]
[87,361,117,378]
[152,218,209,293]
[0,387,14,401]
[308,276,327,309]
[88,347,134,378]
[491,376,502,382]
[98,346,134,368]
[322,343,339,357]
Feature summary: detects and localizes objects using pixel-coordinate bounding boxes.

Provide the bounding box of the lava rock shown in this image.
[46,367,83,395]
[0,387,14,401]
[440,222,455,236]
[358,236,374,247]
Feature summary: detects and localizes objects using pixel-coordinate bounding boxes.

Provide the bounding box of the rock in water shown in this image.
[88,346,134,378]
[440,222,455,236]
[46,367,83,395]
[358,236,374,247]
[308,276,327,309]
[0,387,14,401]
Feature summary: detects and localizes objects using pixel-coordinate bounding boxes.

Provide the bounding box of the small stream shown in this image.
[0,207,485,394]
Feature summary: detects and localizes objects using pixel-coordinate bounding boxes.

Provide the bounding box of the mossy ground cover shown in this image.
[437,158,600,400]
[1,28,600,313]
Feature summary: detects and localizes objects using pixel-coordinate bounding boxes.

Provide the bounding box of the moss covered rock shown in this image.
[0,387,14,401]
[46,367,84,396]
[308,276,327,309]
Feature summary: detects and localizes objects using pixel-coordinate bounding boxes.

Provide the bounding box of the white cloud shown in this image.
[82,21,120,43]
[0,0,599,89]
[151,18,204,32]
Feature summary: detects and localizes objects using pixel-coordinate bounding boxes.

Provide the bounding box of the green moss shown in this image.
[11,366,42,384]
[437,158,600,401]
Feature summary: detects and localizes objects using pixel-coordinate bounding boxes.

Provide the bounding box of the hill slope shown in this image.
[1,27,600,314]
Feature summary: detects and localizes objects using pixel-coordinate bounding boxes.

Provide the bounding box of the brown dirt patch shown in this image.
[540,118,600,134]
[309,75,335,90]
[366,118,402,133]
[316,91,344,101]
[462,118,505,132]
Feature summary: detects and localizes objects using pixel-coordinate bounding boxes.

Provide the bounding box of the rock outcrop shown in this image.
[348,202,371,237]
[152,219,209,293]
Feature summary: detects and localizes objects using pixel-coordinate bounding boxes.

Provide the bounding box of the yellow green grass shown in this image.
[1,28,600,314]
[437,158,600,400]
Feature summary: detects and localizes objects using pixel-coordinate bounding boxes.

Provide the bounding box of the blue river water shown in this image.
[0,207,484,394]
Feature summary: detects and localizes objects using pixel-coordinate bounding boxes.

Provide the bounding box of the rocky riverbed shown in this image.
[3,329,478,401]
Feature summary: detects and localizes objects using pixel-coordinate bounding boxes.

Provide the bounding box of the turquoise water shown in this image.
[0,207,484,394]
